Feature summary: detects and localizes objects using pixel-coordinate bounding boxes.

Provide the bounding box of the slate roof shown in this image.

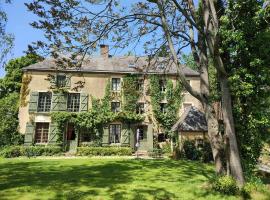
[23,56,199,76]
[171,106,208,132]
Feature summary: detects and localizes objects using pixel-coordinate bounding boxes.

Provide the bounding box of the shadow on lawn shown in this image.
[0,159,215,200]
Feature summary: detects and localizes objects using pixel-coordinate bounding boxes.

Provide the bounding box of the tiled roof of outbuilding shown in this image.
[171,106,208,132]
[23,56,199,76]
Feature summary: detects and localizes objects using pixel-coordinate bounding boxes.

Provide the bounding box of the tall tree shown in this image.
[0,54,42,146]
[220,0,270,174]
[0,0,14,67]
[26,0,245,185]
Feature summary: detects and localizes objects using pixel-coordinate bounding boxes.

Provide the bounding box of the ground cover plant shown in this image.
[0,158,269,200]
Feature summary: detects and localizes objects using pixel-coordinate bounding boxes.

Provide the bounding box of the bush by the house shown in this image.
[76,146,132,156]
[182,140,202,160]
[182,140,213,162]
[212,175,239,195]
[0,145,62,158]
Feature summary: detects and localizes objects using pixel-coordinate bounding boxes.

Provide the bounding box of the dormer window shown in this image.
[56,74,66,87]
[128,62,135,68]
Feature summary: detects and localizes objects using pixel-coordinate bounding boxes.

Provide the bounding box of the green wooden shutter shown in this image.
[102,125,109,145]
[80,93,88,112]
[58,93,67,111]
[51,93,67,111]
[48,123,58,144]
[24,122,35,145]
[121,123,130,145]
[28,92,39,113]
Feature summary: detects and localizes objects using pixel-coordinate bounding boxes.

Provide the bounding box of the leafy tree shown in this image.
[0,54,42,146]
[0,93,22,146]
[220,0,270,174]
[0,0,14,67]
[0,54,42,98]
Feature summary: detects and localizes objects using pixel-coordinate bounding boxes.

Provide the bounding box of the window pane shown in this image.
[56,75,66,87]
[136,103,145,114]
[112,78,120,91]
[109,124,121,143]
[111,102,120,112]
[35,123,49,143]
[37,92,51,112]
[67,93,80,112]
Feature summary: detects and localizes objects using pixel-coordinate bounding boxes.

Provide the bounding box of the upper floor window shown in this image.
[136,103,145,114]
[111,78,121,91]
[67,93,80,112]
[109,124,121,143]
[35,122,49,143]
[37,92,51,112]
[160,103,167,113]
[111,102,120,112]
[56,75,66,87]
[137,79,144,91]
[159,79,166,92]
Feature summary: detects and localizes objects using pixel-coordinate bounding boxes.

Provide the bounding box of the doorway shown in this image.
[66,124,77,152]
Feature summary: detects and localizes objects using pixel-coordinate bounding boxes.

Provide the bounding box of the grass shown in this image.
[0,157,268,200]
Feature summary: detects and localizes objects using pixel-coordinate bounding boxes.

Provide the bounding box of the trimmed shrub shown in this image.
[212,176,239,195]
[182,140,202,160]
[0,145,62,158]
[76,147,132,156]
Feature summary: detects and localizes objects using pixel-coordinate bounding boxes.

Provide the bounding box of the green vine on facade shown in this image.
[20,74,32,107]
[51,77,144,145]
[149,75,183,134]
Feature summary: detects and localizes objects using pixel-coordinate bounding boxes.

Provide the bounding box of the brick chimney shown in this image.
[100,44,109,58]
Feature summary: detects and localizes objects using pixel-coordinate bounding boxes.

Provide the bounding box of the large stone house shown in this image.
[18,45,206,152]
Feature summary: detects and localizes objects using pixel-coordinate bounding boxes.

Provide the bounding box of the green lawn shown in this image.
[0,157,267,200]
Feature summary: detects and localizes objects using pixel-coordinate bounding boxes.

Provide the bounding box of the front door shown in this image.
[66,124,77,152]
[135,126,148,151]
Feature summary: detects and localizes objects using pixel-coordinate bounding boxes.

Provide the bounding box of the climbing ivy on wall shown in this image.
[51,77,144,145]
[149,75,183,134]
[122,74,140,113]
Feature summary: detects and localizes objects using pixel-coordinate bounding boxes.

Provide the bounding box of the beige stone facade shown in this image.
[19,71,202,135]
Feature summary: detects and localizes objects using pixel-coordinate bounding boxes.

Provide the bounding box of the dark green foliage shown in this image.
[212,176,239,195]
[0,93,23,147]
[0,145,62,158]
[149,75,182,133]
[182,140,213,162]
[76,147,132,156]
[201,142,214,163]
[0,54,42,98]
[0,54,42,147]
[122,74,140,113]
[220,0,270,174]
[182,140,202,161]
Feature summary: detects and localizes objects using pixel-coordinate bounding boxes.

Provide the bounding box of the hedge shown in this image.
[0,145,62,158]
[76,147,132,156]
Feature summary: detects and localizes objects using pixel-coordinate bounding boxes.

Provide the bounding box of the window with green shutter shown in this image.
[80,93,88,112]
[24,122,35,145]
[28,92,39,113]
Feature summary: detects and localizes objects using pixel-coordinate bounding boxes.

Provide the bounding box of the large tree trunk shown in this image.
[219,73,244,186]
[205,104,225,174]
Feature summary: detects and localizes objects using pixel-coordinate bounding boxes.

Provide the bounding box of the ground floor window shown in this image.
[35,123,49,143]
[109,124,121,143]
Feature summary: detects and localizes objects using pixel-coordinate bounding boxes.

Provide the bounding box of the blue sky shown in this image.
[1,0,191,77]
[1,0,45,77]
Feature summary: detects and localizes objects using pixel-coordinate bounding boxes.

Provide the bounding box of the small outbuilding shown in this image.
[172,106,208,146]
